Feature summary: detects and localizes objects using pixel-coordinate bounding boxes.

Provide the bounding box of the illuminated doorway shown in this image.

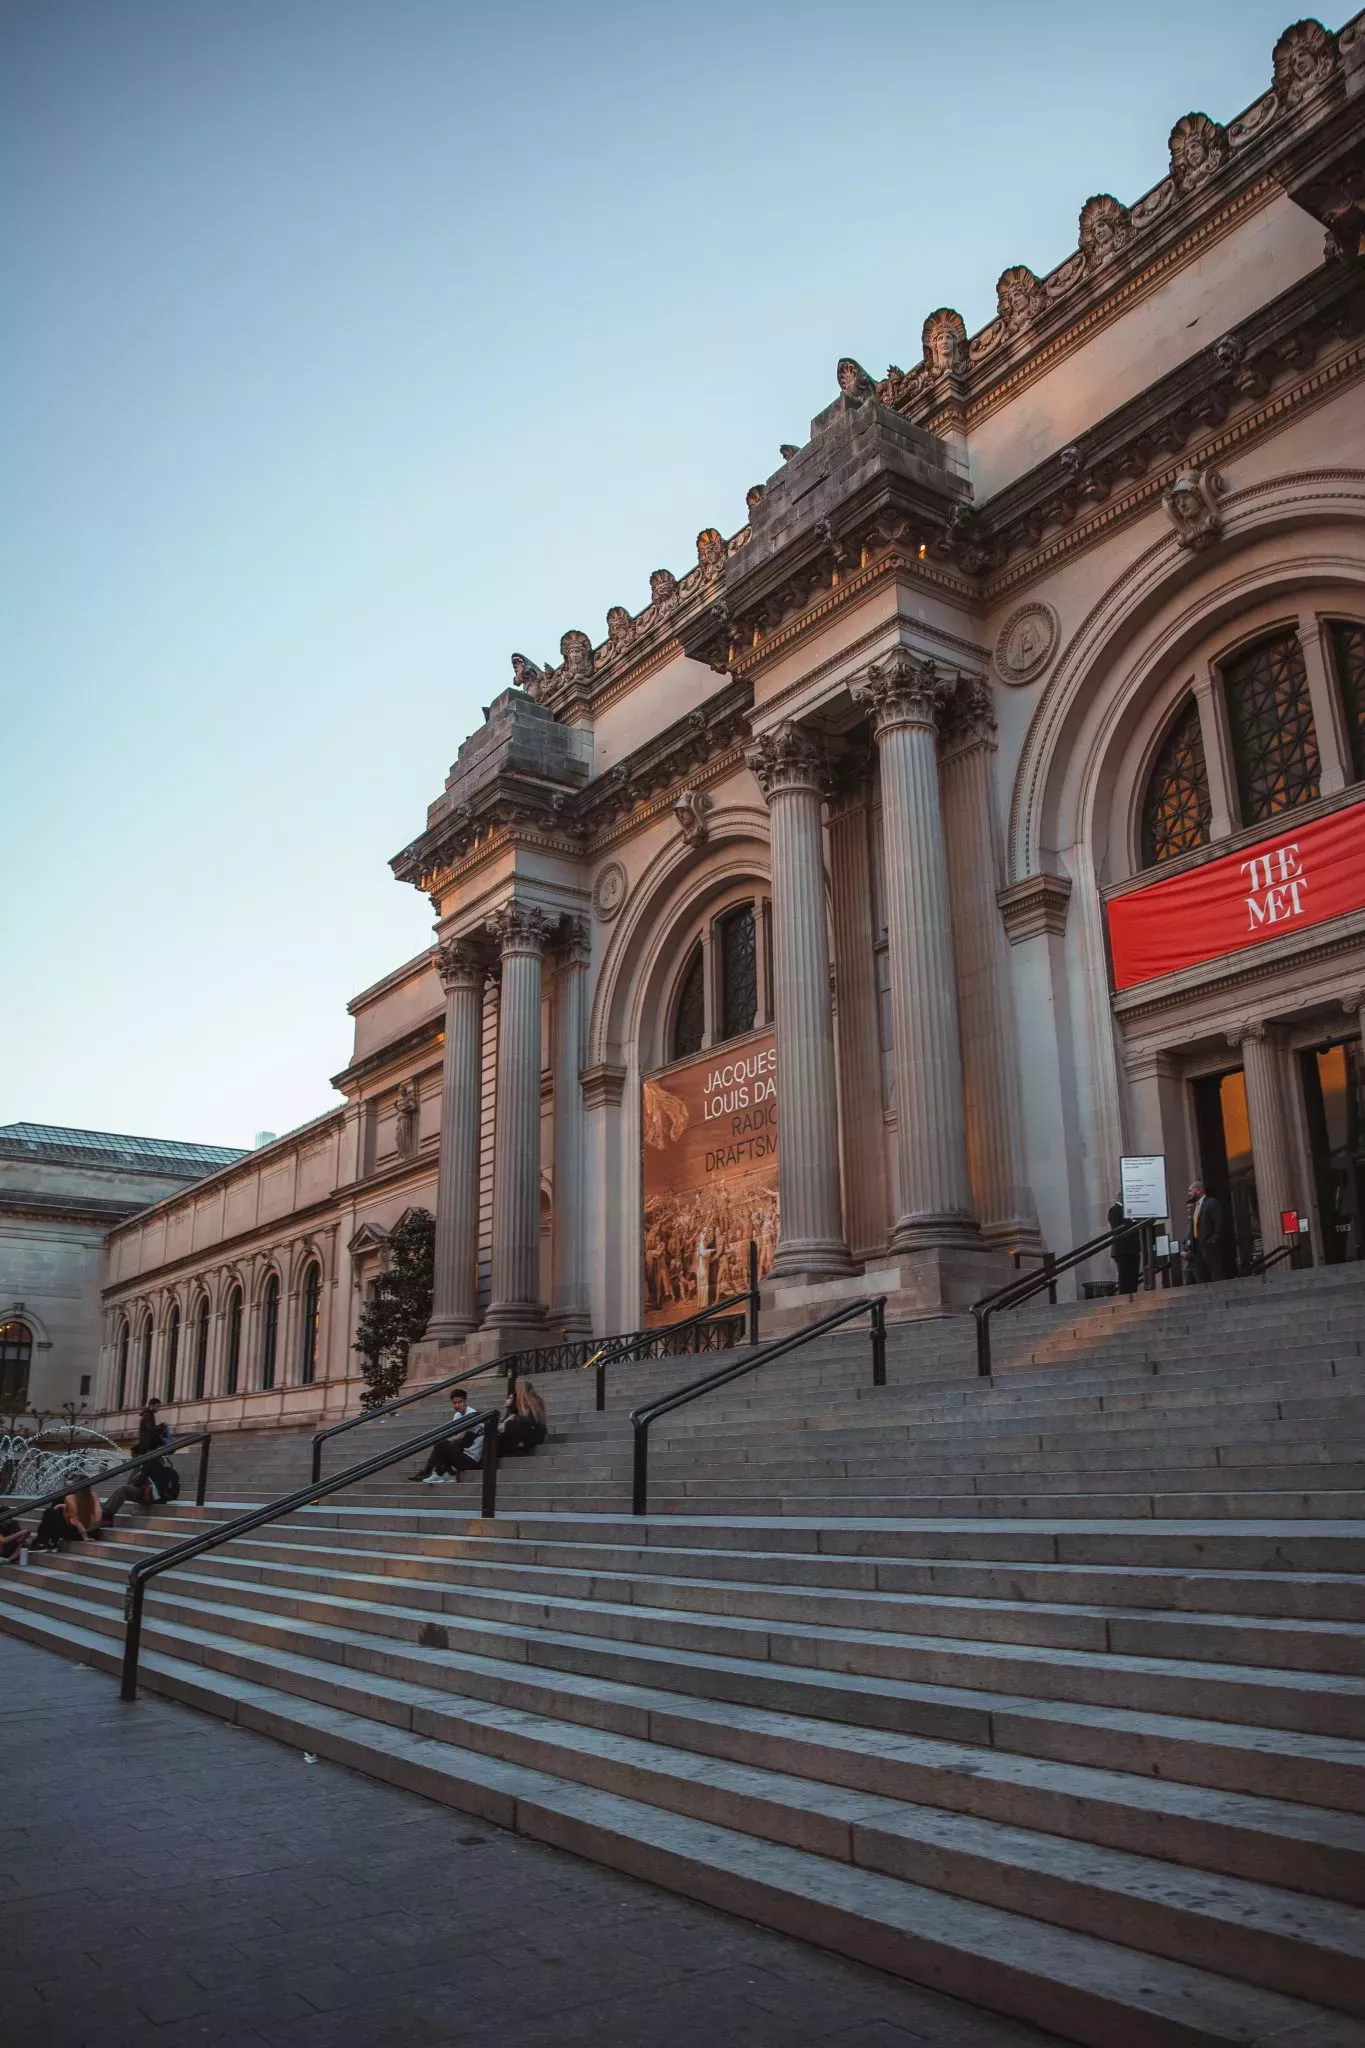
[1190,1068,1259,1275]
[1300,1038,1365,1264]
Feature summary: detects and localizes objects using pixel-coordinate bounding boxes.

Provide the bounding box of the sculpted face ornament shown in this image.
[649,568,679,611]
[1162,465,1225,551]
[921,308,969,379]
[995,265,1045,335]
[1079,193,1134,267]
[605,605,634,655]
[1168,112,1229,196]
[559,630,595,682]
[510,653,545,699]
[1272,19,1338,107]
[673,788,713,848]
[696,528,726,579]
[836,357,876,401]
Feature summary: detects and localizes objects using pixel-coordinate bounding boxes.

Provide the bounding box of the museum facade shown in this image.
[97,13,1365,1429]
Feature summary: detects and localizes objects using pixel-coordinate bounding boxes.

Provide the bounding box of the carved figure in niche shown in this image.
[394,1083,418,1161]
[605,605,634,656]
[921,308,969,378]
[836,357,876,400]
[673,788,713,848]
[1162,465,1225,551]
[510,653,545,699]
[559,629,594,682]
[696,528,726,579]
[649,568,679,610]
[1272,19,1338,108]
[1168,112,1229,195]
[746,484,766,514]
[995,265,1045,334]
[1079,194,1133,267]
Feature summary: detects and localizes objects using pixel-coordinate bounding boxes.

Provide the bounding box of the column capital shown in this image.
[937,674,996,759]
[487,901,551,959]
[1226,1016,1271,1049]
[852,646,957,738]
[435,938,485,993]
[558,916,591,968]
[1342,987,1365,1017]
[745,719,828,802]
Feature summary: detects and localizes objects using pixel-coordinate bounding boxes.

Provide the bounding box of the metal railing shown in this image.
[4,1433,213,1520]
[972,1223,1153,1377]
[121,1405,502,1701]
[1248,1242,1294,1276]
[589,1240,760,1411]
[629,1294,886,1516]
[310,1354,517,1484]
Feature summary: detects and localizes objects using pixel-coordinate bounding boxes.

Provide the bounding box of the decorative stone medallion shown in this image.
[592,860,628,922]
[994,602,1060,686]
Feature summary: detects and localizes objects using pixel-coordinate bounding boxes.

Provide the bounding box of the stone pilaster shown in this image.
[486,902,549,1329]
[853,649,978,1251]
[746,721,852,1280]
[552,920,592,1337]
[427,939,486,1341]
[938,679,1037,1248]
[1227,1019,1296,1253]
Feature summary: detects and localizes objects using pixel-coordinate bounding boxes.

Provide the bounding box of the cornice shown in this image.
[586,745,748,855]
[0,1189,144,1227]
[730,545,980,681]
[1112,905,1365,1023]
[329,1015,445,1095]
[999,873,1073,943]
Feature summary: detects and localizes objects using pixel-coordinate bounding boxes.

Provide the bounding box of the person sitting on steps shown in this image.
[30,1477,104,1551]
[102,1466,157,1527]
[499,1379,547,1456]
[411,1388,484,1484]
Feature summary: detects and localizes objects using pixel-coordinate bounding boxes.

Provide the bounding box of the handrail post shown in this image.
[195,1435,211,1508]
[120,1573,145,1701]
[1044,1252,1057,1306]
[595,1355,606,1412]
[480,1420,499,1519]
[975,1306,991,1378]
[310,1434,323,1485]
[748,1238,760,1346]
[870,1298,886,1387]
[632,1419,649,1516]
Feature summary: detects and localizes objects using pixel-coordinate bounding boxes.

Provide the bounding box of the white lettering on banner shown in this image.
[1241,841,1307,933]
[702,1044,777,1120]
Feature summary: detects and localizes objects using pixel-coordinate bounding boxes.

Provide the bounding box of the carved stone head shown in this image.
[1079,193,1133,266]
[1272,19,1338,107]
[510,653,544,699]
[745,483,766,515]
[836,357,876,400]
[921,308,969,378]
[1168,112,1229,195]
[605,605,634,654]
[696,528,726,579]
[995,265,1045,334]
[1161,465,1225,550]
[559,630,594,682]
[649,568,679,610]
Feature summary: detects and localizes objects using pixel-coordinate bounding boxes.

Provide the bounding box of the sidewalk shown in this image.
[0,1632,1062,2048]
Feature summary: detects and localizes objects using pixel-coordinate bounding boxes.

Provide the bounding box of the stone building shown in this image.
[0,1124,244,1414]
[98,12,1365,1428]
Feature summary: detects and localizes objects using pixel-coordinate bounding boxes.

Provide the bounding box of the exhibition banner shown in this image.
[1107,798,1365,992]
[641,1031,779,1329]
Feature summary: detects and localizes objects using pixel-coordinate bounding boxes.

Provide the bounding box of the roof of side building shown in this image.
[0,1123,246,1176]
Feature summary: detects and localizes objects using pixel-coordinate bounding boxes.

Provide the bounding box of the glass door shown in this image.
[1300,1038,1365,1263]
[1191,1068,1260,1275]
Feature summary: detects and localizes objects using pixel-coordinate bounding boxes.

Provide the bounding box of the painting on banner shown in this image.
[641,1030,779,1329]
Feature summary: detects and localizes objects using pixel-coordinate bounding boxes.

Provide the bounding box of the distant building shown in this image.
[0,1124,244,1414]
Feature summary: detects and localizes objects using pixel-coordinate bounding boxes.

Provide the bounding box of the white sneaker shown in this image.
[422,1472,442,1484]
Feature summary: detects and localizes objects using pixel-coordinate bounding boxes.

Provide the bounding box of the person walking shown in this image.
[1186,1181,1225,1283]
[134,1400,178,1501]
[1107,1198,1142,1297]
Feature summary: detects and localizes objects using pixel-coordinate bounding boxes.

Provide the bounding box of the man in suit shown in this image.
[1186,1181,1225,1283]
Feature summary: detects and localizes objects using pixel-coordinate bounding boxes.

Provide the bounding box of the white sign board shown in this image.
[1120,1153,1169,1221]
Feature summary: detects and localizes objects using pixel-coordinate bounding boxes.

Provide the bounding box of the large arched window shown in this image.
[669,898,767,1064]
[260,1274,280,1391]
[137,1316,154,1406]
[115,1321,131,1410]
[225,1286,243,1394]
[299,1262,321,1386]
[1141,696,1211,867]
[193,1296,210,1400]
[672,947,705,1060]
[1330,618,1365,781]
[0,1319,33,1408]
[718,904,757,1040]
[1222,629,1321,825]
[165,1304,180,1404]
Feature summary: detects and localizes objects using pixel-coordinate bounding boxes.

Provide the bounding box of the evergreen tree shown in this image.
[353,1208,434,1407]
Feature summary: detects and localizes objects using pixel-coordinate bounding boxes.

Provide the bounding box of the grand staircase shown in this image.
[4,1262,1365,2044]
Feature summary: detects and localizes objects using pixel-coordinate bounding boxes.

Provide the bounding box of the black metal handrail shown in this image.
[4,1433,213,1520]
[121,1406,502,1700]
[1248,1242,1294,1275]
[629,1294,886,1515]
[972,1222,1153,1377]
[591,1240,761,1411]
[310,1354,517,1483]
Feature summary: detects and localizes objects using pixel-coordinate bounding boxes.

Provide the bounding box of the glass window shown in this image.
[719,905,758,1042]
[299,1263,321,1385]
[194,1297,210,1400]
[165,1305,180,1404]
[226,1287,242,1395]
[138,1318,153,1406]
[1222,630,1320,824]
[260,1275,279,1391]
[0,1319,33,1409]
[1329,619,1365,783]
[1141,696,1211,867]
[116,1322,130,1409]
[672,946,705,1061]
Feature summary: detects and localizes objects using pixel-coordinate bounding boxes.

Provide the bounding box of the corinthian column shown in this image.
[487,902,549,1326]
[1227,1019,1296,1255]
[746,720,852,1278]
[552,919,592,1336]
[427,939,485,1340]
[853,648,978,1249]
[938,678,1036,1246]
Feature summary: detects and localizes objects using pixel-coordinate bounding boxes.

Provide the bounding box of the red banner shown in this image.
[1107,799,1365,992]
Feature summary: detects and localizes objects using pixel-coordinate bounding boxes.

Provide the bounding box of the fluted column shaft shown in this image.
[747,722,851,1277]
[854,649,977,1248]
[428,940,485,1339]
[1230,1020,1296,1254]
[938,693,1036,1245]
[488,905,548,1322]
[552,924,592,1335]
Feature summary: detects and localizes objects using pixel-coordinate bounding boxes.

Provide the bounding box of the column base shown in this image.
[761,1243,1012,1340]
[889,1211,981,1255]
[552,1306,593,1340]
[424,1314,481,1344]
[466,1313,546,1366]
[769,1237,855,1285]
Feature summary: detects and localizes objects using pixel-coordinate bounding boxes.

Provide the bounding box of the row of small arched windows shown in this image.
[1141,618,1365,868]
[114,1263,321,1409]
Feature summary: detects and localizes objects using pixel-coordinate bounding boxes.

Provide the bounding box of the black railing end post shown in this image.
[1044,1252,1057,1306]
[595,1357,605,1411]
[871,1298,887,1387]
[748,1239,760,1345]
[481,1420,499,1519]
[974,1306,992,1379]
[196,1435,211,1508]
[632,1421,649,1516]
[310,1436,322,1486]
[120,1575,144,1701]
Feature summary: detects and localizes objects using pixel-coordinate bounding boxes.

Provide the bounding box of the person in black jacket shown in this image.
[1107,1199,1142,1296]
[1186,1181,1225,1282]
[499,1380,547,1456]
[134,1401,178,1501]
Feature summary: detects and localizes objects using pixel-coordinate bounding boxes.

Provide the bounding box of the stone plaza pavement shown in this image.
[0,1634,1063,2048]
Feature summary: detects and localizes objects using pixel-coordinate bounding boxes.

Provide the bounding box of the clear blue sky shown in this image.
[2,0,1323,1147]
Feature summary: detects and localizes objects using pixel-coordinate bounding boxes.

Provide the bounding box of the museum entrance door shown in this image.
[1300,1037,1365,1264]
[1190,1068,1259,1275]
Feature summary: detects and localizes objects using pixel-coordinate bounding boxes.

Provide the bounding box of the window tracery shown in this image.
[1330,618,1365,782]
[719,905,757,1041]
[672,947,705,1061]
[1222,630,1320,825]
[1141,695,1211,867]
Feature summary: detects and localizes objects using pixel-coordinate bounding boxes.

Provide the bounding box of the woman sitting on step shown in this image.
[498,1379,547,1456]
[30,1478,104,1551]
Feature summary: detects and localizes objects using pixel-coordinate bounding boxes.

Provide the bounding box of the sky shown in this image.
[2,0,1324,1148]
